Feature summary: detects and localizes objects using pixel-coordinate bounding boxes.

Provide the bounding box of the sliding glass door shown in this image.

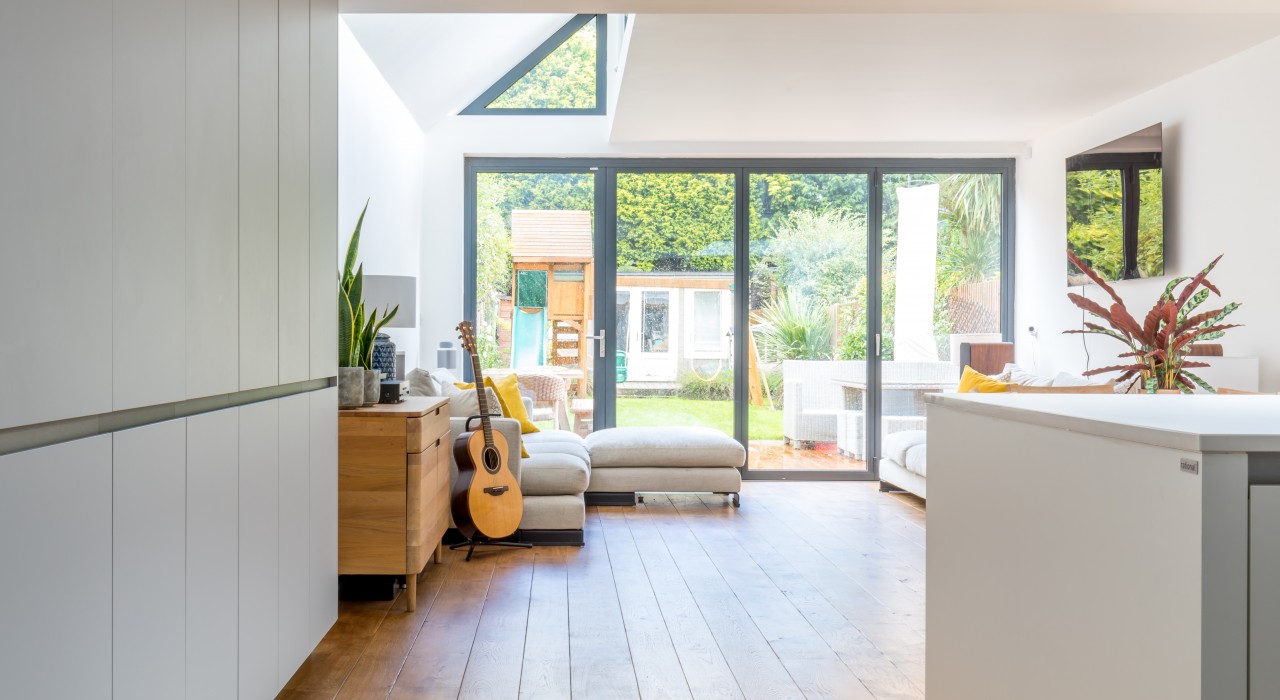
[470,168,600,436]
[609,170,738,434]
[746,172,871,473]
[467,159,1013,481]
[879,172,1006,453]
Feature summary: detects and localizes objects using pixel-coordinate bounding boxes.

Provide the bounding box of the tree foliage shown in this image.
[487,19,597,109]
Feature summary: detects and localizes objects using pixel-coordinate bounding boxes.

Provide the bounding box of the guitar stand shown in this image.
[450,536,532,562]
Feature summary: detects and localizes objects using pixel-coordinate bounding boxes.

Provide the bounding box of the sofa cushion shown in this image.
[903,442,928,477]
[586,426,744,468]
[520,452,590,496]
[526,440,591,464]
[519,494,585,531]
[882,430,927,468]
[523,429,586,447]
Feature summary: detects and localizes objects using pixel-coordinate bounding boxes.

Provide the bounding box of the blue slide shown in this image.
[511,307,547,368]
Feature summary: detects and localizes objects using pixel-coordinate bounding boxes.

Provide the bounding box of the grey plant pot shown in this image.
[363,369,382,406]
[338,367,364,409]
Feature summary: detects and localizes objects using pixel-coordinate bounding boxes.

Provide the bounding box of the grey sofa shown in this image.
[448,415,589,546]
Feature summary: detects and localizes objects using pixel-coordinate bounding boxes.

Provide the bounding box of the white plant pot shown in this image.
[338,367,364,409]
[363,369,382,406]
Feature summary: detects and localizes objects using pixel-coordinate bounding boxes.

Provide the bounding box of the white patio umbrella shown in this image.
[893,183,940,362]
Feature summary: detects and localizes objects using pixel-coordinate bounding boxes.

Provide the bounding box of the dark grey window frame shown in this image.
[459,14,607,116]
[464,157,1016,482]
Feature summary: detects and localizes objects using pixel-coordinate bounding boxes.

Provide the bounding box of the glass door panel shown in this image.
[612,172,736,435]
[746,173,871,473]
[879,173,1004,452]
[474,171,596,435]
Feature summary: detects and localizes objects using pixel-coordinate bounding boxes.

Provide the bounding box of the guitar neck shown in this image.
[468,350,496,450]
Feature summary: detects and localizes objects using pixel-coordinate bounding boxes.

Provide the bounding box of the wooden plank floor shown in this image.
[282,482,926,700]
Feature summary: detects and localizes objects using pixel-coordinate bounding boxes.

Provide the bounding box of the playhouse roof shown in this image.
[511,210,593,263]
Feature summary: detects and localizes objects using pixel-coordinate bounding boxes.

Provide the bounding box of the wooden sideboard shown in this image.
[338,396,450,611]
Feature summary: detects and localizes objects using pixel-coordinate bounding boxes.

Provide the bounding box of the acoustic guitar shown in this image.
[451,321,524,543]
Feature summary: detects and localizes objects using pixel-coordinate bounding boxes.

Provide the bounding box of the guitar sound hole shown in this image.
[482,446,502,474]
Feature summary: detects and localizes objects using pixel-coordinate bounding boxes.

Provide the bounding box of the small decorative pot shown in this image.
[1156,389,1182,395]
[363,369,381,406]
[338,367,364,409]
[372,333,397,380]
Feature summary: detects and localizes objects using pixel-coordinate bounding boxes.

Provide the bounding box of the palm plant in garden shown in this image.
[755,288,833,360]
[1064,248,1240,393]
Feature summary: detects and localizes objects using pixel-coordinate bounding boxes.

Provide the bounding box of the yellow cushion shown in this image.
[454,375,540,434]
[454,374,540,458]
[957,366,1008,393]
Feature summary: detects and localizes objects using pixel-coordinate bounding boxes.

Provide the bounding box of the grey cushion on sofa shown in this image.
[586,426,745,468]
[520,452,590,496]
[882,430,927,477]
[518,495,585,531]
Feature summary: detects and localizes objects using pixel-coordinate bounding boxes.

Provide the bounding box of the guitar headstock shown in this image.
[456,321,477,356]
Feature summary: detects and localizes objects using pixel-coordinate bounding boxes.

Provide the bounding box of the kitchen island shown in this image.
[925,393,1280,700]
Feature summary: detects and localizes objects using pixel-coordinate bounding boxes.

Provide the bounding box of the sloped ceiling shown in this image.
[343,13,572,131]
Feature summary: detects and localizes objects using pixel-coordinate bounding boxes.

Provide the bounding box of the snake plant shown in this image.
[339,201,399,369]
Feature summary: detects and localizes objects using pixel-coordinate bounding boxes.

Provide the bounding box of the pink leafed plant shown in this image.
[1064,248,1241,393]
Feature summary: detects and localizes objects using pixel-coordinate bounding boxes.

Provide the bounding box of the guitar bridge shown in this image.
[483,485,509,496]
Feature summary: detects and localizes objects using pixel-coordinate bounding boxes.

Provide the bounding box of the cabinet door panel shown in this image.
[310,387,339,645]
[309,0,339,380]
[114,419,187,699]
[113,0,187,410]
[0,436,112,698]
[239,0,280,390]
[279,393,313,684]
[240,399,280,698]
[0,1,112,429]
[187,408,239,700]
[279,0,311,385]
[186,0,240,399]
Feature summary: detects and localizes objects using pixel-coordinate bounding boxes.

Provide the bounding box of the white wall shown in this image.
[339,19,425,370]
[1015,36,1280,391]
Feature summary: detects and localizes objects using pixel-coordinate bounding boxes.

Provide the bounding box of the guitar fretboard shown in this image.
[468,349,496,452]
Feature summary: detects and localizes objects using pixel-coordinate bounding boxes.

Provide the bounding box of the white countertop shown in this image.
[926,393,1280,453]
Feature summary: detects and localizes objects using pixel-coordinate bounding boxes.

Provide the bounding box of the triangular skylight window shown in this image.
[461,15,606,115]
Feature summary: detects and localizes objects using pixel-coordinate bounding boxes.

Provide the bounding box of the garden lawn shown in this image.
[615,397,784,440]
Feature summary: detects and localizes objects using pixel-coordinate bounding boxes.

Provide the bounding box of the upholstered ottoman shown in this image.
[584,427,744,507]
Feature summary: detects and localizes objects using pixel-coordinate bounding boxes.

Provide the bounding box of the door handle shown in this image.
[586,330,607,358]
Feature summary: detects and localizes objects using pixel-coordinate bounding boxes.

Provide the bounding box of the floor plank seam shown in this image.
[627,499,749,700]
[654,494,805,697]
[697,490,917,699]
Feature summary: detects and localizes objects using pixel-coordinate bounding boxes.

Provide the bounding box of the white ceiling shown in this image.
[344,11,1280,146]
[343,13,572,131]
[610,14,1280,143]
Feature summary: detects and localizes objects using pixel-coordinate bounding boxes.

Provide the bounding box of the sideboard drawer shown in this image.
[407,403,448,454]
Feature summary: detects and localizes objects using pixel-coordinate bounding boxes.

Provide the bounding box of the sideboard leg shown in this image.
[406,573,417,612]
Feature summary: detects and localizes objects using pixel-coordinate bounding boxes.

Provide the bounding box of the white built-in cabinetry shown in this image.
[0,0,339,431]
[0,389,338,699]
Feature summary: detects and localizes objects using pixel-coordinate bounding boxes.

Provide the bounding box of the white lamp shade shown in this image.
[362,275,417,328]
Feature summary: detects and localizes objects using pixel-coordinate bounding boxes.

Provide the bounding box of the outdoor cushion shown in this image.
[586,426,744,468]
[520,452,590,496]
[882,430,927,468]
